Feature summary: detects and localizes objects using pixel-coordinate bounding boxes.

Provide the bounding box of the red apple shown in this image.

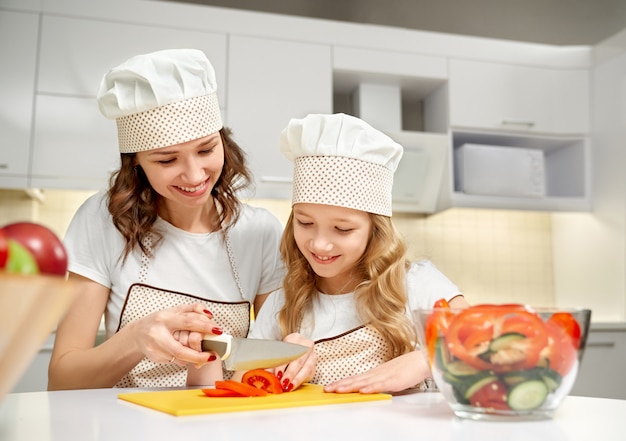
[1,222,68,276]
[0,228,7,268]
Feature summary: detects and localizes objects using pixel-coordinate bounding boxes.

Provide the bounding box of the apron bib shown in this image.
[114,229,249,388]
[115,283,249,387]
[312,325,436,391]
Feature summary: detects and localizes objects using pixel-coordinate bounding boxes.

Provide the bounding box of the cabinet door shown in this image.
[0,10,38,188]
[31,96,120,190]
[570,329,626,399]
[38,15,227,103]
[227,35,332,199]
[449,59,589,135]
[34,15,227,190]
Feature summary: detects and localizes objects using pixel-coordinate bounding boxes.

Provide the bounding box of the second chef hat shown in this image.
[279,113,403,217]
[96,48,222,153]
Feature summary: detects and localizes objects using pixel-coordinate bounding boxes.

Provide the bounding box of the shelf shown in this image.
[438,130,591,212]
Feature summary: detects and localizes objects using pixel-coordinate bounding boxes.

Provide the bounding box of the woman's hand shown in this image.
[133,303,222,367]
[323,351,430,394]
[273,333,317,392]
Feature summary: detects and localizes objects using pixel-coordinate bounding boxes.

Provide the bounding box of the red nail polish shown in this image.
[286,382,294,392]
[208,355,217,362]
[276,371,283,380]
[212,327,223,335]
[282,378,290,389]
[203,309,213,317]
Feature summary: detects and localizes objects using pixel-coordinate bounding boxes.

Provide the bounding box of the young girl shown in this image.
[48,49,284,389]
[247,113,469,394]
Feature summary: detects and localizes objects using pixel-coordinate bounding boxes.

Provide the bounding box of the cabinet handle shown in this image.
[586,341,615,348]
[501,119,535,128]
[260,176,293,184]
[0,163,8,169]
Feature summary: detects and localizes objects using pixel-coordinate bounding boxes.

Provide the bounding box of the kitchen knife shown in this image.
[201,334,309,371]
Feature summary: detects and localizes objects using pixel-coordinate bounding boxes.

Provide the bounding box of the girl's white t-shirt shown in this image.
[64,191,285,338]
[249,260,461,341]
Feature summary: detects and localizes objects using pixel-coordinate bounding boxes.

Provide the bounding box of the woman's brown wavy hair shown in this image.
[278,210,417,357]
[107,127,251,261]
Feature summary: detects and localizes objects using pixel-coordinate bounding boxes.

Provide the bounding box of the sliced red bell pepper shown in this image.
[445,305,548,373]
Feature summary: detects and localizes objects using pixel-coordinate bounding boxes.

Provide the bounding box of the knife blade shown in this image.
[201,333,309,371]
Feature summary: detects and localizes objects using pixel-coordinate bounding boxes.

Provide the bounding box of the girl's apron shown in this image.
[312,325,436,391]
[114,231,250,388]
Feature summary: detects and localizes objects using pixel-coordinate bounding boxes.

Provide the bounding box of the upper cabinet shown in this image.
[227,35,332,200]
[32,15,228,190]
[0,1,594,212]
[449,59,590,136]
[0,10,38,189]
[442,59,591,212]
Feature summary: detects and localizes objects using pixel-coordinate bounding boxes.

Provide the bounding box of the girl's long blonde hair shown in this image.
[278,211,417,357]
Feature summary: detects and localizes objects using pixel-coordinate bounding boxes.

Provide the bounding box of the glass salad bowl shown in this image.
[414,303,591,421]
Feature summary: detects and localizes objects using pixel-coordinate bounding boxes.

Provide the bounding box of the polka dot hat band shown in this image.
[280,113,404,217]
[96,49,223,153]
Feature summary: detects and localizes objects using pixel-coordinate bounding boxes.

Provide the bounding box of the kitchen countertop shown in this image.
[1,388,624,440]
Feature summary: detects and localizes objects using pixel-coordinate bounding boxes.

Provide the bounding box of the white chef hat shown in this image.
[97,48,222,153]
[280,113,403,217]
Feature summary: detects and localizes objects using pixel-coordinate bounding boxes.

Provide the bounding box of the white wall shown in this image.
[552,30,626,322]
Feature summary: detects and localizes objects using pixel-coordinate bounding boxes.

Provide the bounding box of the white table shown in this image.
[1,388,624,441]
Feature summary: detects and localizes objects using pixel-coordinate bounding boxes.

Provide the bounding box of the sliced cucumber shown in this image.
[446,360,480,377]
[502,367,543,386]
[507,379,549,411]
[489,332,526,352]
[463,375,499,400]
[540,368,562,393]
[435,337,451,371]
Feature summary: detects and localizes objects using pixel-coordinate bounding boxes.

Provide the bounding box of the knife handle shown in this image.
[201,333,232,360]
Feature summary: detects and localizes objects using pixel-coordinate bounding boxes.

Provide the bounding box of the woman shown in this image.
[48,49,284,389]
[247,113,469,393]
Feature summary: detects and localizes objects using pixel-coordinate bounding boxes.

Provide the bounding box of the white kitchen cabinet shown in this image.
[442,59,591,212]
[32,15,227,190]
[31,96,120,190]
[0,10,38,189]
[570,326,626,400]
[449,59,590,135]
[227,35,332,200]
[38,15,227,104]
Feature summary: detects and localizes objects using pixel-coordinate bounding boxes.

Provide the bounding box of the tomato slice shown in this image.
[241,369,283,394]
[214,380,268,397]
[201,388,244,397]
[469,379,510,410]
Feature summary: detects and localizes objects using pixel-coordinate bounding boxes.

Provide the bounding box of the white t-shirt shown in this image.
[249,260,461,341]
[64,191,285,338]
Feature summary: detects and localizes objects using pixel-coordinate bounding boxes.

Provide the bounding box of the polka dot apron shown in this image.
[312,325,436,391]
[114,232,250,388]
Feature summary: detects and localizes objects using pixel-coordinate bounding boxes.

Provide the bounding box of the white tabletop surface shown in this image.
[1,388,625,441]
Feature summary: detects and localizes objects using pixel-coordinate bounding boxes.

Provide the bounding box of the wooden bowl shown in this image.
[0,274,77,400]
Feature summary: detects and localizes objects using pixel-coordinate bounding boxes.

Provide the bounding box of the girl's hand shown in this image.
[273,333,316,392]
[323,351,430,394]
[134,303,221,367]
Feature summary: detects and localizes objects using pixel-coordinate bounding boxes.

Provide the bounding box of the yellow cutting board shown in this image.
[118,383,391,416]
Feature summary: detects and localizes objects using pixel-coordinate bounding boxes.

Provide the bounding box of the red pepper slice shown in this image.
[201,388,244,397]
[213,380,268,397]
[241,369,284,394]
[544,320,578,376]
[548,312,582,349]
[445,305,548,373]
[424,298,454,363]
